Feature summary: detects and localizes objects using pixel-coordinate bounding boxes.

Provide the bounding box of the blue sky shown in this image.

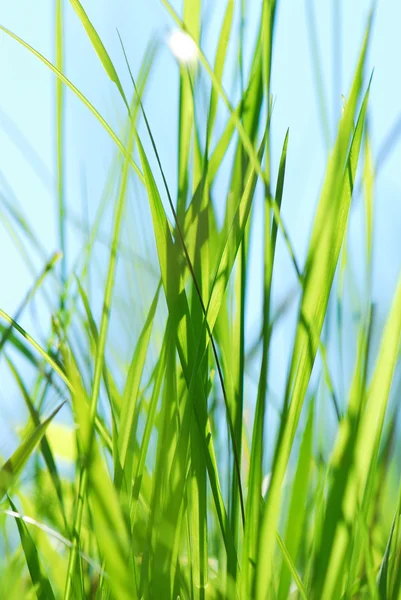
[1,0,401,454]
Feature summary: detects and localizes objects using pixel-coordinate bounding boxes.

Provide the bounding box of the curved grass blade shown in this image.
[0,308,73,393]
[0,25,143,183]
[0,251,61,354]
[70,0,130,112]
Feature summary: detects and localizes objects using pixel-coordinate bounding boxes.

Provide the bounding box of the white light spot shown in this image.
[167,29,198,65]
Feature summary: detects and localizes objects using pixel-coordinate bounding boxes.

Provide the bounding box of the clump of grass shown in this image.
[1,1,401,599]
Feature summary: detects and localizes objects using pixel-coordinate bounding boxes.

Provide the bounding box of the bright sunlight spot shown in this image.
[167,29,199,65]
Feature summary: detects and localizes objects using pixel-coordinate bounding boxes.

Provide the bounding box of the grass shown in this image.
[1,1,401,598]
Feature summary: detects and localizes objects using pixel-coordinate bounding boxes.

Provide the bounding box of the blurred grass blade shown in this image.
[56,0,67,312]
[0,251,61,354]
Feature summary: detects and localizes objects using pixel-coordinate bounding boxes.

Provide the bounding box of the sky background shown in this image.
[1,0,401,459]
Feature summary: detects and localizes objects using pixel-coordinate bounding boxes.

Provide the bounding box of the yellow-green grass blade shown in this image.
[363,127,374,297]
[0,401,65,500]
[255,12,373,595]
[277,400,314,600]
[69,0,130,112]
[56,0,67,313]
[8,496,56,600]
[0,25,143,183]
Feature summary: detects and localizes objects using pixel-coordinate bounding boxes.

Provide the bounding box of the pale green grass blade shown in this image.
[207,0,234,141]
[255,13,373,595]
[0,251,61,354]
[0,402,65,500]
[276,532,309,600]
[305,0,331,148]
[56,0,67,313]
[8,496,55,600]
[0,25,143,182]
[70,0,130,112]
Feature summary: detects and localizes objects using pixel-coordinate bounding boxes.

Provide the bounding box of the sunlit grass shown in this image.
[2,1,401,599]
